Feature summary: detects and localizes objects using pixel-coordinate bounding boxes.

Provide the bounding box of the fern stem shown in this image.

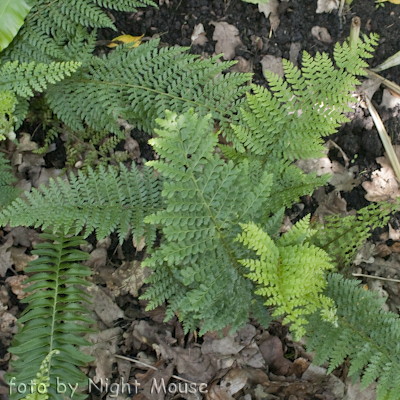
[349,17,361,50]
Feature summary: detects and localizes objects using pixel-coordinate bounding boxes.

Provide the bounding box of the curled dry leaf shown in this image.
[191,23,208,46]
[10,247,38,271]
[6,275,29,299]
[259,336,293,376]
[210,21,243,61]
[206,381,235,400]
[311,26,332,44]
[380,88,400,109]
[389,223,400,241]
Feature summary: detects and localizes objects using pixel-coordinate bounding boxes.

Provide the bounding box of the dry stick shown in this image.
[352,273,400,283]
[365,69,400,98]
[114,354,198,385]
[364,96,400,183]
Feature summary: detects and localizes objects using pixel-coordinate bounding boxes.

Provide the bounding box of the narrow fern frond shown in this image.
[306,273,400,400]
[0,151,19,208]
[0,163,162,245]
[6,231,94,400]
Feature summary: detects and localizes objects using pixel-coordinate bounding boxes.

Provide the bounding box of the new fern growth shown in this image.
[6,231,94,400]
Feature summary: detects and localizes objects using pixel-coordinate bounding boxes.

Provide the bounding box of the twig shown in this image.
[352,273,400,283]
[114,354,199,385]
[365,69,400,98]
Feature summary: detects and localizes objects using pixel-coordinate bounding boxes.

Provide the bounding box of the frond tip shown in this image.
[237,218,337,340]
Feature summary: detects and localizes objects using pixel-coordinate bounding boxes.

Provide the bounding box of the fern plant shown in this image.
[0,151,19,208]
[307,273,400,400]
[6,231,94,400]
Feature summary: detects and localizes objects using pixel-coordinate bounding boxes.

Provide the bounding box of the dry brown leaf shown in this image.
[206,381,235,400]
[6,275,29,299]
[362,153,400,202]
[260,55,284,78]
[191,23,208,46]
[159,341,217,383]
[389,223,400,241]
[259,336,293,376]
[0,240,12,278]
[220,369,248,395]
[311,26,332,44]
[85,247,108,268]
[82,327,122,383]
[132,235,146,251]
[380,88,400,109]
[10,247,38,271]
[258,0,280,33]
[210,21,243,61]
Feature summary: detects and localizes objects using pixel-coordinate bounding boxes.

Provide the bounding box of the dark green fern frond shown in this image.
[0,0,156,64]
[306,273,400,400]
[0,60,81,98]
[142,109,275,334]
[6,231,94,400]
[311,202,392,268]
[0,152,19,208]
[0,163,162,245]
[45,40,251,142]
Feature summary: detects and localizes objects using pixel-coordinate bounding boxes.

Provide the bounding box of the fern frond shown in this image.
[0,163,162,245]
[311,202,392,267]
[306,273,400,400]
[237,218,336,340]
[0,151,19,208]
[231,35,377,162]
[143,110,273,334]
[45,40,251,141]
[6,231,94,400]
[0,61,81,98]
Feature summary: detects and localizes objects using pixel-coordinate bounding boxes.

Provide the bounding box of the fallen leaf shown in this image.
[107,34,144,48]
[343,377,377,400]
[220,369,248,395]
[6,275,29,299]
[259,336,293,376]
[206,381,235,400]
[380,88,400,109]
[210,21,243,61]
[289,42,301,66]
[389,223,400,241]
[311,26,332,44]
[316,0,339,13]
[191,23,208,46]
[260,55,284,78]
[0,237,13,277]
[10,247,38,271]
[258,0,280,33]
[82,327,122,383]
[362,150,400,202]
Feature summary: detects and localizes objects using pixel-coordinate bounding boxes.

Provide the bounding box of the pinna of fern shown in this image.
[6,231,94,400]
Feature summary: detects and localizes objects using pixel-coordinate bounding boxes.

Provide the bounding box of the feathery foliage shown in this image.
[237,218,337,340]
[0,0,156,64]
[0,152,18,208]
[306,273,400,400]
[6,231,94,400]
[0,163,162,245]
[45,40,251,140]
[231,34,379,159]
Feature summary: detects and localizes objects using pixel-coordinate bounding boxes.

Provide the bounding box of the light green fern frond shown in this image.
[237,218,336,340]
[142,109,273,334]
[0,163,162,245]
[307,273,400,400]
[6,231,94,400]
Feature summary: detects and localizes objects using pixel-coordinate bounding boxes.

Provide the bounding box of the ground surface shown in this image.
[2,1,400,400]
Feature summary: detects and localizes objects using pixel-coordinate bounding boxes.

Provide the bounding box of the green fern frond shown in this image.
[311,202,393,267]
[231,35,376,162]
[0,0,156,64]
[0,151,19,208]
[237,218,336,340]
[6,231,94,400]
[45,40,251,142]
[142,109,274,335]
[306,273,400,400]
[0,60,81,98]
[0,163,162,245]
